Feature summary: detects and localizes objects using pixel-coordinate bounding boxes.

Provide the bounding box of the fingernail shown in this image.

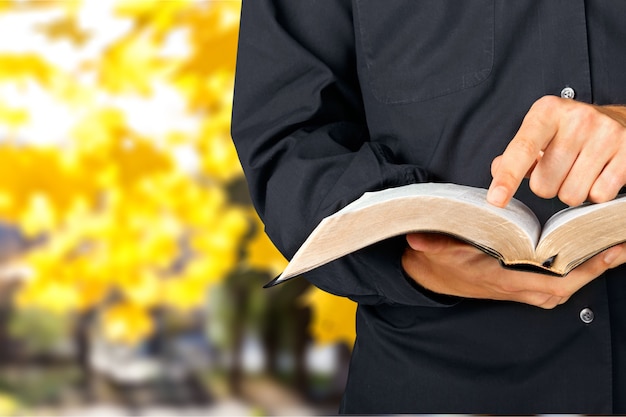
[487,186,508,207]
[604,245,623,265]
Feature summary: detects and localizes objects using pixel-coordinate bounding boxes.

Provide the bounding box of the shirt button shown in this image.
[579,307,594,324]
[560,86,576,99]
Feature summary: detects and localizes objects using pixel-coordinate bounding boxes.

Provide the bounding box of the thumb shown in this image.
[602,244,625,268]
[570,244,625,283]
[406,233,454,253]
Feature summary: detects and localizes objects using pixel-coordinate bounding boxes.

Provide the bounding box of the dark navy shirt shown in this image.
[232,1,626,413]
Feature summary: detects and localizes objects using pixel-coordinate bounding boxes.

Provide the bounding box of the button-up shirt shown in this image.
[232,0,626,413]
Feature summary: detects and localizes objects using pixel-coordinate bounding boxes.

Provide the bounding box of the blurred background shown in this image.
[0,1,356,415]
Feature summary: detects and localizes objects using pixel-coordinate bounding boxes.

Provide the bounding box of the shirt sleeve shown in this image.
[231,0,454,306]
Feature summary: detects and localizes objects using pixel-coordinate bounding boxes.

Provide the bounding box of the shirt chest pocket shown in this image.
[355,0,495,104]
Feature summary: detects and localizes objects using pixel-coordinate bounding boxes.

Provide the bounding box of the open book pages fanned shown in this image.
[268,183,626,287]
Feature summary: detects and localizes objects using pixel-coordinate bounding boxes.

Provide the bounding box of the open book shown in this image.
[268,183,626,286]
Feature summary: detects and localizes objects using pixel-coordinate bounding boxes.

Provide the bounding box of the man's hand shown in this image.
[405,97,626,307]
[487,96,626,208]
[402,233,626,309]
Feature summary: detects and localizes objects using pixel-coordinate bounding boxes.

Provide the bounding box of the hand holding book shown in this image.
[474,97,626,307]
[403,231,625,309]
[270,98,626,309]
[271,182,626,304]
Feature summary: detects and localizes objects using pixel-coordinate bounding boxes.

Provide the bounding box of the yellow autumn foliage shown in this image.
[101,302,154,346]
[0,0,357,350]
[303,287,357,347]
[245,213,288,277]
[0,145,95,228]
[0,102,29,128]
[96,33,174,96]
[0,54,59,86]
[114,0,192,39]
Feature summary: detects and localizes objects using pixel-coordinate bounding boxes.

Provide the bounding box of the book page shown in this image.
[274,183,545,284]
[346,184,542,245]
[535,194,626,274]
[540,194,626,242]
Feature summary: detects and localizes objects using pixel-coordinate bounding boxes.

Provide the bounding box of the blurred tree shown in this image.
[0,1,357,409]
[303,288,357,348]
[0,0,249,348]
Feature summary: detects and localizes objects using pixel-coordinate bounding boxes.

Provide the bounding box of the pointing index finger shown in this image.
[487,97,560,207]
